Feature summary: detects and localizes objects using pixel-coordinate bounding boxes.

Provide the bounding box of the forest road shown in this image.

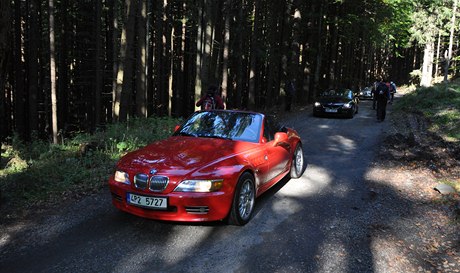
[1,100,398,273]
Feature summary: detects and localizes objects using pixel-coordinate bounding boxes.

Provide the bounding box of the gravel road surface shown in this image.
[2,100,457,273]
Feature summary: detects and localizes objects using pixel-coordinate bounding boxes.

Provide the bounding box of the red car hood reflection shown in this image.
[117,136,257,175]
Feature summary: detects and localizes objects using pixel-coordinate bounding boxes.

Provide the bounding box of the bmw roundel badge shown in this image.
[149,169,157,175]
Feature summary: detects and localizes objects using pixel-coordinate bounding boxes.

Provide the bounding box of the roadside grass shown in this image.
[393,81,460,143]
[0,116,182,213]
[392,80,460,212]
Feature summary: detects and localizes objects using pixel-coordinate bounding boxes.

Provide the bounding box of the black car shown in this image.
[313,88,359,118]
[358,86,373,100]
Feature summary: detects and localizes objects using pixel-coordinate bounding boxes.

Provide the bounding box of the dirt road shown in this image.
[1,100,458,273]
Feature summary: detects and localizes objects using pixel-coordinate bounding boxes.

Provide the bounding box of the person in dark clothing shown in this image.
[285,80,295,111]
[196,84,225,110]
[375,79,391,122]
[372,80,378,110]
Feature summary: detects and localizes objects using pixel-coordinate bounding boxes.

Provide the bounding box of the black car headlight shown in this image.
[342,103,352,109]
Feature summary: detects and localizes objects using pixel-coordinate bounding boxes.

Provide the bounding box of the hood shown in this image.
[117,136,258,176]
[318,96,350,104]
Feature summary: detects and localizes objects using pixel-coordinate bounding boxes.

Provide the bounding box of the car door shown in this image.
[263,117,291,182]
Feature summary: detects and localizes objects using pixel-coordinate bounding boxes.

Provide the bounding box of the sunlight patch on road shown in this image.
[279,165,332,198]
[327,135,356,153]
[116,225,215,269]
[316,238,348,271]
[0,223,26,251]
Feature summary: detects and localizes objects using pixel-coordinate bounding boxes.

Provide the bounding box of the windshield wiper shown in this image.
[205,135,232,140]
[177,132,197,137]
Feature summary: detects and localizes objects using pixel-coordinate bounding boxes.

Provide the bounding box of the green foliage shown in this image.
[0,116,182,211]
[393,81,460,142]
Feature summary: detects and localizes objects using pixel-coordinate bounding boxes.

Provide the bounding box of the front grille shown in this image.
[185,206,210,214]
[149,175,169,192]
[134,173,149,189]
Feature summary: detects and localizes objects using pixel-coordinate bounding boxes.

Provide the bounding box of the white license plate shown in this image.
[127,193,167,209]
[325,108,337,113]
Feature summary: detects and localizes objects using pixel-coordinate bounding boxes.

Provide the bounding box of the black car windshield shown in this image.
[320,89,352,99]
[174,111,263,143]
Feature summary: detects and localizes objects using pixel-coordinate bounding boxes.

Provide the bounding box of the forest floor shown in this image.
[1,97,459,272]
[368,109,460,273]
[278,99,460,272]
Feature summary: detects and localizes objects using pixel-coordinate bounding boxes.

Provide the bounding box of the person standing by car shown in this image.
[196,84,225,110]
[376,78,391,122]
[389,81,397,104]
[372,80,378,110]
[285,80,296,111]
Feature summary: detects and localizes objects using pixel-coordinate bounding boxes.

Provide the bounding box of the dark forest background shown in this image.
[0,0,457,143]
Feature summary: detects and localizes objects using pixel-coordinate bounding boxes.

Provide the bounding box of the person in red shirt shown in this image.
[196,84,225,110]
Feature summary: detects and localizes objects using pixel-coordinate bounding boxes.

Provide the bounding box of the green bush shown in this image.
[0,115,182,210]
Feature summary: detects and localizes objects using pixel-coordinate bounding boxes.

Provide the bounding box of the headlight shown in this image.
[114,170,130,185]
[314,102,321,107]
[174,179,224,192]
[342,103,352,109]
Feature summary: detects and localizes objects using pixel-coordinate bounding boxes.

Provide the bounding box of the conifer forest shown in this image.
[0,0,458,143]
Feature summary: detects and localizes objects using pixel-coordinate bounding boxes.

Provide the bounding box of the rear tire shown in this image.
[228,172,255,226]
[290,144,305,178]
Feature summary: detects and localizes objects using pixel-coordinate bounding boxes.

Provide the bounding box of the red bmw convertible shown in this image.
[109,110,304,225]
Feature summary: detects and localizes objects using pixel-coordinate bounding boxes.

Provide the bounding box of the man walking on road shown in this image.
[376,78,391,122]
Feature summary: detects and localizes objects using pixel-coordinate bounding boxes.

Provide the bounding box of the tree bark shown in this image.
[0,0,12,140]
[28,0,40,138]
[118,0,137,122]
[444,0,457,83]
[421,41,434,87]
[49,0,58,144]
[94,0,103,128]
[136,0,147,117]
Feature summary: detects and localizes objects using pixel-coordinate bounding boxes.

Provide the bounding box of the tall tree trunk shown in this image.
[118,0,137,122]
[421,41,434,87]
[165,0,173,116]
[0,0,12,140]
[221,0,231,108]
[435,30,441,78]
[14,0,27,139]
[136,0,147,117]
[235,1,244,108]
[153,1,166,115]
[58,0,69,131]
[94,0,103,128]
[312,2,324,102]
[111,0,120,121]
[49,0,58,144]
[28,0,40,138]
[247,0,260,109]
[444,0,457,83]
[194,1,204,110]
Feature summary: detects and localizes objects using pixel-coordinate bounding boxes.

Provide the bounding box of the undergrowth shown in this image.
[0,116,181,213]
[393,81,460,142]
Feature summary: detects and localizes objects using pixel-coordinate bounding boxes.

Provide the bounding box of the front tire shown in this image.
[228,172,255,226]
[290,144,305,178]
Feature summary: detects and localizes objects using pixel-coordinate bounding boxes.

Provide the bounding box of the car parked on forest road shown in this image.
[108,110,305,226]
[313,88,359,118]
[358,86,373,100]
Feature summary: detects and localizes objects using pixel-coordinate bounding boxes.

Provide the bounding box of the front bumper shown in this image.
[313,106,353,116]
[109,179,234,222]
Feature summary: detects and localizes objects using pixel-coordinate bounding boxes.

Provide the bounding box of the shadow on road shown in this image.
[0,100,438,272]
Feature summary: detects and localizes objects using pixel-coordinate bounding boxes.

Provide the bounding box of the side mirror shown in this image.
[174,125,180,132]
[273,132,288,147]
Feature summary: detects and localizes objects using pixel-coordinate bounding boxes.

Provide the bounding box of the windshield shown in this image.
[320,89,351,99]
[174,111,263,143]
